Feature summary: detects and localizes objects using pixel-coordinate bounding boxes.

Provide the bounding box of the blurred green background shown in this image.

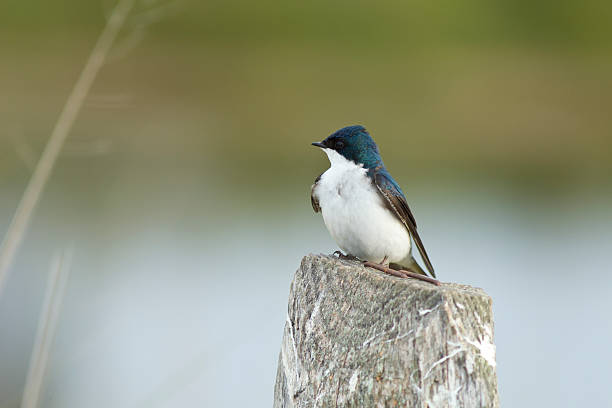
[1,0,611,407]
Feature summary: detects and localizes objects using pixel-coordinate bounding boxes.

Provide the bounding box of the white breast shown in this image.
[313,149,411,264]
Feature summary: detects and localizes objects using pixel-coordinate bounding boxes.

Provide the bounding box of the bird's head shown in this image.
[312,125,383,169]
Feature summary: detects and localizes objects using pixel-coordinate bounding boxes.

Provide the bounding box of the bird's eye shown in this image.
[335,140,345,149]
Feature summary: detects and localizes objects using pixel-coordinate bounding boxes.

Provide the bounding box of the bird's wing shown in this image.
[310,173,322,213]
[373,170,436,278]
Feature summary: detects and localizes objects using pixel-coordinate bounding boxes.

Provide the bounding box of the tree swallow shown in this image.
[311,125,438,285]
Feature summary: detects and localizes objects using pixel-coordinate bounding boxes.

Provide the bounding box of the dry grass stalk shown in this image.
[20,248,73,408]
[0,0,136,297]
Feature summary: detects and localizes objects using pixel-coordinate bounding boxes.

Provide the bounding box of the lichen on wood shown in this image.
[274,254,499,408]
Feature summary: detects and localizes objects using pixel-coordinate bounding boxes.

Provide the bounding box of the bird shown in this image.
[310,125,439,285]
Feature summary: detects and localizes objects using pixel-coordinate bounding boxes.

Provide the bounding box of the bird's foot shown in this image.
[363,261,440,286]
[333,251,360,261]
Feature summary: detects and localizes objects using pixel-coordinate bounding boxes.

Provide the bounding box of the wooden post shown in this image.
[274,254,499,407]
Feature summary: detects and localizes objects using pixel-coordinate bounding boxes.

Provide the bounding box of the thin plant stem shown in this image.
[20,247,74,408]
[0,0,136,297]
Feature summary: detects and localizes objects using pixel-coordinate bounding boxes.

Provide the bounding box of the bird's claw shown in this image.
[363,261,440,286]
[333,251,359,261]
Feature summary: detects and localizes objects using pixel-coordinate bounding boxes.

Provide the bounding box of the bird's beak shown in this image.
[311,142,326,148]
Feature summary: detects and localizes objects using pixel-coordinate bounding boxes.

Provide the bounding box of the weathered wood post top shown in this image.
[274,254,499,407]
